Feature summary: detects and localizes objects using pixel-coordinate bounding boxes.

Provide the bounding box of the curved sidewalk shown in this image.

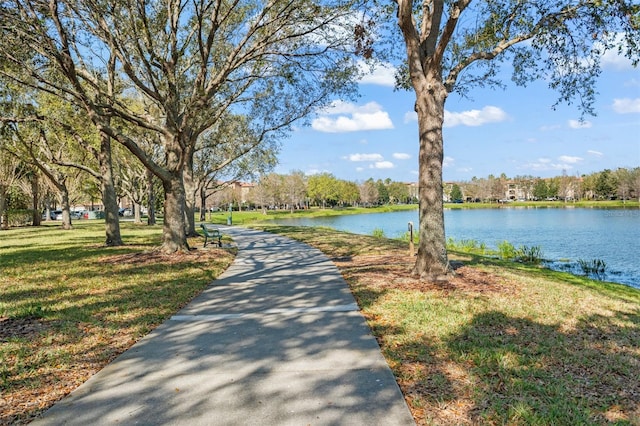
[33,226,415,426]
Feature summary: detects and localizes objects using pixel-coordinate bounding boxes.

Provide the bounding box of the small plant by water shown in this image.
[399,231,418,243]
[447,238,487,255]
[498,240,518,260]
[515,245,544,264]
[578,258,607,279]
[497,241,543,264]
[371,227,386,238]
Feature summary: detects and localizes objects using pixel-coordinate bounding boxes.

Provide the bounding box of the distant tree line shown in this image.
[448,168,640,203]
[208,166,640,214]
[209,172,418,212]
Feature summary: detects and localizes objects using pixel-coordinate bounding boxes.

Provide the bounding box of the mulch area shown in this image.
[0,317,50,343]
[333,254,514,295]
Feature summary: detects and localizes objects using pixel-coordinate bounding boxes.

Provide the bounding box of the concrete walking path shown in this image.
[32,226,415,425]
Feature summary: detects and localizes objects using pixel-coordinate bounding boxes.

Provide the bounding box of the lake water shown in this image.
[273,208,640,289]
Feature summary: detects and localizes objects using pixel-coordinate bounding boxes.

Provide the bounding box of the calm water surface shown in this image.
[274,208,640,289]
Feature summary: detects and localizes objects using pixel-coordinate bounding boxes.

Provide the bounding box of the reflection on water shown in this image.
[274,208,640,289]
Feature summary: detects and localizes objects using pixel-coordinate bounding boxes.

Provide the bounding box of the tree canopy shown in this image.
[382,0,640,278]
[0,0,365,251]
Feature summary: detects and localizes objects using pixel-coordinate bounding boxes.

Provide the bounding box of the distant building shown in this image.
[405,182,419,202]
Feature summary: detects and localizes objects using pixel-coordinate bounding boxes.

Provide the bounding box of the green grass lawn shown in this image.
[0,221,235,424]
[2,220,639,425]
[202,203,419,225]
[253,224,640,425]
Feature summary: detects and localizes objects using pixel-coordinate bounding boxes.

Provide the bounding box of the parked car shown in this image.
[84,210,105,219]
[41,210,62,220]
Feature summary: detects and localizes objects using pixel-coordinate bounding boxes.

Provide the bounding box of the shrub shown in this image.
[516,245,544,264]
[578,258,607,277]
[371,227,385,238]
[498,240,517,260]
[447,238,487,254]
[7,209,35,227]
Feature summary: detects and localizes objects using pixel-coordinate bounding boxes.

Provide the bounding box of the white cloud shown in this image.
[568,119,592,129]
[403,111,418,123]
[405,106,508,127]
[588,150,604,156]
[318,100,360,115]
[601,50,634,70]
[347,153,384,162]
[612,98,640,114]
[624,78,640,88]
[522,155,583,172]
[443,156,455,168]
[358,61,396,87]
[599,35,635,71]
[392,153,411,160]
[312,101,394,133]
[540,124,562,131]
[558,155,583,164]
[444,106,508,128]
[371,161,394,169]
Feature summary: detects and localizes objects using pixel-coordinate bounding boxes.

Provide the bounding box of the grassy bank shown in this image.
[445,200,640,210]
[253,225,640,425]
[2,221,639,424]
[203,203,419,225]
[204,200,639,225]
[0,222,235,424]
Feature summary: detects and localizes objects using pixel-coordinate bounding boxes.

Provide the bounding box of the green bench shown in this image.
[200,224,222,247]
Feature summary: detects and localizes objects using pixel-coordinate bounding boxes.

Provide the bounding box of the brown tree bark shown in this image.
[411,77,451,279]
[98,131,123,246]
[146,168,156,226]
[183,154,198,237]
[161,172,189,253]
[397,0,454,279]
[30,172,41,226]
[0,185,8,230]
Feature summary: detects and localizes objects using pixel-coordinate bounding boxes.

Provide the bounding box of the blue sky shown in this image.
[274,50,640,183]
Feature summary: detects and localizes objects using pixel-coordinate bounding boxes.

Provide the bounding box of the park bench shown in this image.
[200,223,222,247]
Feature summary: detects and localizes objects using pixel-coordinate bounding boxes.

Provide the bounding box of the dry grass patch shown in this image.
[259,225,640,425]
[0,223,235,425]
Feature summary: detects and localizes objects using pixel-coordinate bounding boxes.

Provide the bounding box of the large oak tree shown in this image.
[390,0,639,279]
[1,0,364,252]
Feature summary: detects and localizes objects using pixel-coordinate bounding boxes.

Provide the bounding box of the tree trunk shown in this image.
[146,168,156,225]
[133,202,142,223]
[99,132,123,246]
[182,156,198,236]
[162,172,190,253]
[59,185,72,230]
[0,185,8,230]
[412,81,451,279]
[31,172,41,226]
[199,186,207,221]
